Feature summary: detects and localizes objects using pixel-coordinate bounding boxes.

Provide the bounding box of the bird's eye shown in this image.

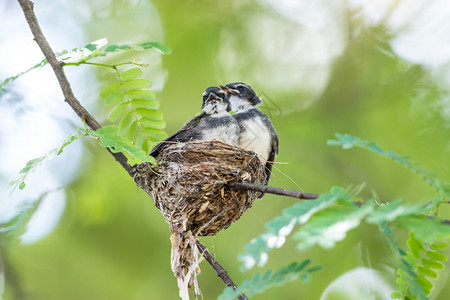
[237,86,245,92]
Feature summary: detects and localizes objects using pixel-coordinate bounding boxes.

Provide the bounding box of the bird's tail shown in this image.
[170,231,201,300]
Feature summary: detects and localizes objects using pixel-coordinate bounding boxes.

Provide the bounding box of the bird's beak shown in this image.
[220,85,239,97]
[206,92,221,101]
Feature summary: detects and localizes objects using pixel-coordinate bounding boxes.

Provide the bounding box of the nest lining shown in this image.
[133,140,265,236]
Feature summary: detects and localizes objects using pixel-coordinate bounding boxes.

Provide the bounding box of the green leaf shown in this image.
[430,242,448,250]
[421,258,444,269]
[94,125,154,165]
[417,266,437,279]
[120,68,143,80]
[395,215,450,243]
[123,79,151,91]
[416,276,433,295]
[141,128,168,140]
[1,58,48,90]
[8,128,88,194]
[119,111,135,135]
[139,118,166,129]
[128,90,156,100]
[100,82,122,98]
[367,199,426,224]
[104,44,119,52]
[1,190,52,242]
[218,260,320,300]
[391,291,403,299]
[130,99,159,109]
[104,92,125,107]
[84,43,98,51]
[139,41,172,54]
[142,137,159,153]
[328,133,448,197]
[239,186,350,271]
[134,108,163,120]
[425,250,447,261]
[294,201,374,251]
[126,121,139,140]
[107,102,128,122]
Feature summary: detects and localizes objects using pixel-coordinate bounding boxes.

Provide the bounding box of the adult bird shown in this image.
[149,86,239,158]
[220,82,279,186]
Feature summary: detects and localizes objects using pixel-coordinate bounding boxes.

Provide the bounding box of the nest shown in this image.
[132,140,265,299]
[133,140,265,236]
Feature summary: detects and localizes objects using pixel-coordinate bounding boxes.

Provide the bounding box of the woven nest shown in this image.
[133,140,265,236]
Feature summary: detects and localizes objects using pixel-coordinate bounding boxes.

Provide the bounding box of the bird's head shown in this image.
[220,82,262,112]
[201,86,231,115]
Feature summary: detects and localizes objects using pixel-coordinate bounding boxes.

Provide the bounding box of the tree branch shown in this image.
[229,182,319,200]
[17,0,133,174]
[196,240,248,300]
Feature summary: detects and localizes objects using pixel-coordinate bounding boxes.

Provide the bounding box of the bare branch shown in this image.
[229,182,319,200]
[17,0,133,174]
[196,240,248,300]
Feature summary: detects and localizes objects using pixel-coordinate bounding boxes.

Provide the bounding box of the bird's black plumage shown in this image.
[149,87,239,158]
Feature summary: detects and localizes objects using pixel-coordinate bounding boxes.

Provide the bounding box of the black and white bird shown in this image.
[220,82,278,185]
[149,86,239,158]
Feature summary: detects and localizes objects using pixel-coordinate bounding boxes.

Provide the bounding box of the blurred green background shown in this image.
[2,0,450,299]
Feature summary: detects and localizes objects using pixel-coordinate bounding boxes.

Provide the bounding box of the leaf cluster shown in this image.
[219,260,322,300]
[99,67,167,152]
[221,134,450,299]
[390,232,448,299]
[0,38,171,89]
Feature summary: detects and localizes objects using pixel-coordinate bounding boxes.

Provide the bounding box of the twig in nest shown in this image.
[228,182,319,200]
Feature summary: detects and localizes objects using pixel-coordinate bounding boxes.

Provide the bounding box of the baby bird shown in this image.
[221,82,278,185]
[150,86,239,157]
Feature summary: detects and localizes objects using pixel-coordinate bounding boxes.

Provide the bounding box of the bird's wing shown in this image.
[149,113,205,157]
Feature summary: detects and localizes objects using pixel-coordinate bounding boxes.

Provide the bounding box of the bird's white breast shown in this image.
[201,114,239,146]
[238,117,272,165]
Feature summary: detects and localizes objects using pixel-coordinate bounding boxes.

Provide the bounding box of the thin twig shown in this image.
[196,240,248,300]
[17,0,133,174]
[229,182,319,200]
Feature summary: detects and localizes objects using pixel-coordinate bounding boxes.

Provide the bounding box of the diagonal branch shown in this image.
[17,0,133,174]
[196,240,248,300]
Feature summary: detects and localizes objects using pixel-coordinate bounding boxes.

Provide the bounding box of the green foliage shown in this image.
[0,58,48,90]
[218,260,322,300]
[239,186,349,271]
[8,124,155,195]
[100,67,167,152]
[0,38,171,89]
[294,201,374,251]
[389,232,448,299]
[7,128,88,194]
[7,38,169,196]
[88,125,155,165]
[235,134,450,298]
[0,190,58,242]
[327,133,449,198]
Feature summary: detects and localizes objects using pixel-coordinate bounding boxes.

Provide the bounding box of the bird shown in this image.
[220,82,279,186]
[149,86,239,158]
